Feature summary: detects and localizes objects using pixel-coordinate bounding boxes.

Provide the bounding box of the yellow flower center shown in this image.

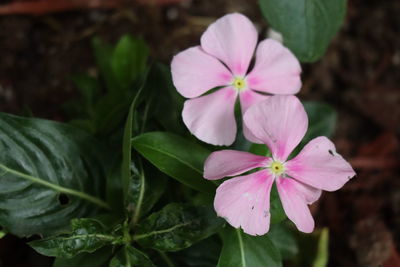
[232,77,247,91]
[269,161,285,176]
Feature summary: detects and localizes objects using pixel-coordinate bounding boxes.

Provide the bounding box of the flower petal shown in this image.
[182,87,237,146]
[276,177,314,233]
[286,136,356,191]
[214,170,274,236]
[243,95,308,161]
[201,13,258,76]
[171,46,232,98]
[291,180,322,205]
[204,150,270,180]
[239,90,270,143]
[246,39,301,94]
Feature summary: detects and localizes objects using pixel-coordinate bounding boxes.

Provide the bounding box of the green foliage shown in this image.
[111,36,149,89]
[294,228,330,267]
[132,132,215,193]
[259,0,347,62]
[29,218,118,258]
[0,113,109,237]
[217,227,282,267]
[270,184,286,224]
[269,223,299,260]
[134,203,223,251]
[303,101,337,142]
[109,246,155,267]
[53,246,112,267]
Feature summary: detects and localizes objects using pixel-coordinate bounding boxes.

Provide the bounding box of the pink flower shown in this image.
[171,13,301,146]
[203,95,356,235]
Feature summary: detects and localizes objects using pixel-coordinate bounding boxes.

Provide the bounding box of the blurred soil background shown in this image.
[0,0,399,266]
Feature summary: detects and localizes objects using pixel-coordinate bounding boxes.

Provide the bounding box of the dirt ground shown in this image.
[0,0,399,266]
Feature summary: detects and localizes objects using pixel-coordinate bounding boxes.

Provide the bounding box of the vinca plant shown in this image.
[0,1,354,266]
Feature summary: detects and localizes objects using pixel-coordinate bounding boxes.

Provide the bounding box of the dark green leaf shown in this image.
[0,113,110,237]
[259,0,346,62]
[132,132,215,193]
[295,228,329,267]
[303,101,337,143]
[148,63,185,134]
[109,246,155,267]
[91,37,119,91]
[134,203,223,251]
[268,223,298,260]
[111,35,149,89]
[248,144,271,157]
[53,246,112,267]
[175,236,221,267]
[70,74,100,106]
[128,162,166,223]
[270,184,286,224]
[29,218,117,258]
[217,227,282,267]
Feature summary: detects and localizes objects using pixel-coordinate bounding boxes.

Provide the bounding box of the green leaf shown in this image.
[259,0,346,62]
[303,101,337,143]
[248,144,271,157]
[92,37,119,91]
[175,236,221,267]
[111,35,149,89]
[109,245,155,267]
[270,184,286,224]
[0,229,6,239]
[53,246,112,267]
[70,74,100,106]
[128,162,166,224]
[134,203,223,252]
[268,223,298,260]
[29,218,117,258]
[132,132,215,193]
[312,228,329,267]
[0,113,110,237]
[295,227,330,267]
[217,227,282,267]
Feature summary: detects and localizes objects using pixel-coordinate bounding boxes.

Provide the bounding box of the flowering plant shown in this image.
[0,1,352,266]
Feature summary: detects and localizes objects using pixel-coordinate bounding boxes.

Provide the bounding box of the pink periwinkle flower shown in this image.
[171,13,301,146]
[203,95,356,235]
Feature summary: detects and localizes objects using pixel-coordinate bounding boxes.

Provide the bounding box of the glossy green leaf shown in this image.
[248,144,271,157]
[53,246,112,267]
[268,223,298,260]
[134,203,223,251]
[303,101,337,143]
[0,113,110,237]
[128,162,166,224]
[109,245,155,267]
[259,0,346,62]
[29,218,117,258]
[111,35,149,89]
[217,227,282,267]
[132,132,215,193]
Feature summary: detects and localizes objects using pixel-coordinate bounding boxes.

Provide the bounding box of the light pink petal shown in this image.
[286,136,356,191]
[201,13,258,76]
[276,177,315,233]
[246,39,301,94]
[239,90,270,143]
[243,95,308,161]
[204,150,270,180]
[182,87,237,146]
[171,46,232,98]
[214,170,274,236]
[291,180,322,205]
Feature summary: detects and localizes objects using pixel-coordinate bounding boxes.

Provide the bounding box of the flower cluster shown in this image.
[171,13,355,235]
